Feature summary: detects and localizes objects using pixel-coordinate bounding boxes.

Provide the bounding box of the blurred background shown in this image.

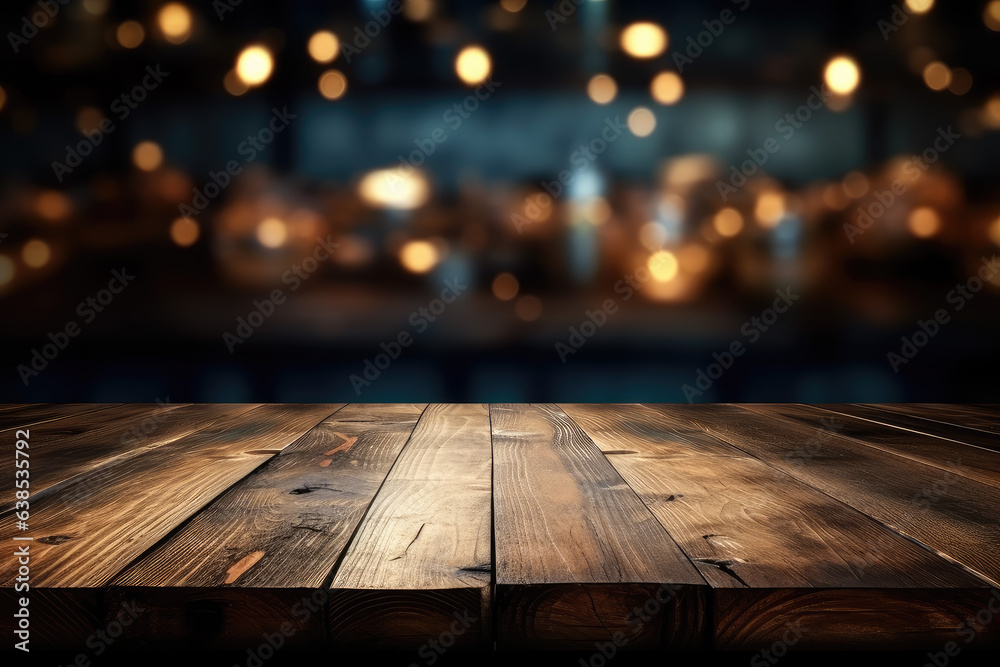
[2,0,1000,403]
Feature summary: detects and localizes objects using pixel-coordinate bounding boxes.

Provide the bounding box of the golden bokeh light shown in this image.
[587,74,617,105]
[648,250,679,282]
[318,70,348,100]
[985,1,1000,31]
[824,56,860,95]
[170,217,200,247]
[823,183,849,210]
[236,45,274,86]
[639,221,667,250]
[904,0,934,13]
[257,217,288,248]
[492,272,520,301]
[985,94,1000,128]
[36,191,72,221]
[223,69,249,96]
[678,244,710,275]
[0,85,6,112]
[359,168,431,210]
[582,197,612,225]
[22,239,51,268]
[755,192,785,227]
[948,68,972,95]
[651,71,684,105]
[922,61,951,91]
[308,31,340,63]
[75,107,103,133]
[515,295,543,321]
[842,171,869,198]
[403,0,435,21]
[989,216,1000,246]
[627,107,657,137]
[117,21,145,49]
[501,0,527,11]
[399,240,439,274]
[907,207,941,238]
[158,3,192,44]
[713,207,744,237]
[132,141,164,171]
[620,22,668,59]
[0,256,13,287]
[455,46,491,85]
[82,0,109,15]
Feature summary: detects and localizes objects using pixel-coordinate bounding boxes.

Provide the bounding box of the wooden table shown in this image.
[2,403,998,653]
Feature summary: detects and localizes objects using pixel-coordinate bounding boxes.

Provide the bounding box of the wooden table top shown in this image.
[2,403,998,653]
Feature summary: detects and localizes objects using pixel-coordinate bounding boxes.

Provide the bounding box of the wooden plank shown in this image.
[328,404,492,649]
[745,404,1000,491]
[490,403,707,650]
[640,404,1000,593]
[0,403,340,649]
[109,404,424,649]
[561,403,994,650]
[868,404,1000,435]
[0,403,255,512]
[817,404,1000,453]
[0,403,123,432]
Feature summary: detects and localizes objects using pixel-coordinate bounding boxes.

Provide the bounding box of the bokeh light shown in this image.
[0,257,13,287]
[455,46,492,85]
[587,74,617,105]
[359,168,431,210]
[158,3,192,44]
[308,31,340,63]
[132,141,164,171]
[257,218,288,248]
[947,68,973,96]
[403,0,435,21]
[904,0,934,13]
[922,61,951,91]
[36,191,71,222]
[620,22,668,59]
[755,192,785,227]
[650,71,684,105]
[627,107,657,137]
[82,0,109,15]
[824,56,860,95]
[236,45,274,86]
[985,1,1000,31]
[907,207,940,238]
[318,70,348,100]
[842,171,869,198]
[713,208,744,237]
[990,216,1000,246]
[648,250,679,282]
[117,21,146,49]
[0,85,6,112]
[492,272,520,301]
[22,239,51,268]
[515,295,542,321]
[399,240,439,273]
[223,69,249,96]
[170,217,200,247]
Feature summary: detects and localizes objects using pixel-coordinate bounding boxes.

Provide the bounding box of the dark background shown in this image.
[1,0,999,403]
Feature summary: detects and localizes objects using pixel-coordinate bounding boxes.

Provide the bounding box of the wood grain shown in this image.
[561,403,994,649]
[867,404,1000,435]
[0,404,341,649]
[0,404,261,512]
[746,403,1000,490]
[817,404,1000,453]
[109,404,424,649]
[328,404,492,649]
[641,404,1000,589]
[490,403,707,650]
[0,403,123,432]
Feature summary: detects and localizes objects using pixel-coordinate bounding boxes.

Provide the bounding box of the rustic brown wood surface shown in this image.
[328,403,492,649]
[490,403,708,650]
[561,403,995,649]
[2,403,998,652]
